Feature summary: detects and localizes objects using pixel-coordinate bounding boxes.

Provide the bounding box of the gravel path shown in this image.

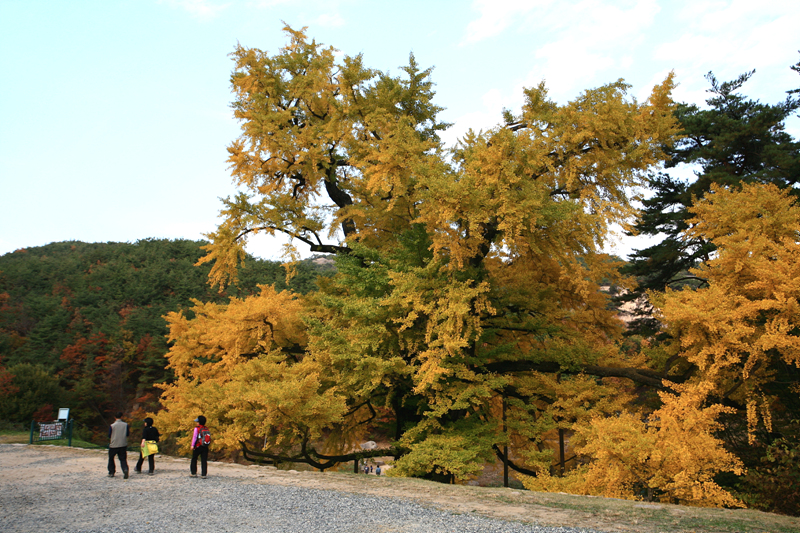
[1,444,605,533]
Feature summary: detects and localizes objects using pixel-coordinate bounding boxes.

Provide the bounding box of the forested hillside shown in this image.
[0,239,333,437]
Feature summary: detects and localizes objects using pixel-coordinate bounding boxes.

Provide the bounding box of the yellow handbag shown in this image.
[146,440,159,455]
[141,439,159,457]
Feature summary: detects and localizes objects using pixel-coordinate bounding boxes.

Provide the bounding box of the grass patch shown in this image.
[0,430,104,449]
[0,430,29,444]
[483,488,800,533]
[31,438,105,450]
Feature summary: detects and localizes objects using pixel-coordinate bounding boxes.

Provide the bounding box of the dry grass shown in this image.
[0,431,28,444]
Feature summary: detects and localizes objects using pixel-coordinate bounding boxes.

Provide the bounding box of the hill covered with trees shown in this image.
[0,238,333,438]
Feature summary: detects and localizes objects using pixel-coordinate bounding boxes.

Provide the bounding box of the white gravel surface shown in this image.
[1,444,606,533]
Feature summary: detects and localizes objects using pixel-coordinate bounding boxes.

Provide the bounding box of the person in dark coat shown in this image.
[108,412,130,478]
[135,417,160,475]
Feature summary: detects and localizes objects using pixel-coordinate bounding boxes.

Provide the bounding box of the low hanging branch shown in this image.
[491,444,540,477]
[240,440,406,471]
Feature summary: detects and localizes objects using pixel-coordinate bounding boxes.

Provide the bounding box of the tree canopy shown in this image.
[655,182,800,442]
[524,181,800,506]
[624,67,800,322]
[155,26,708,492]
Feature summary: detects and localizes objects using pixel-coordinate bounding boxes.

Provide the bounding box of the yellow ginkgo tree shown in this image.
[522,182,800,507]
[156,26,682,481]
[522,381,745,507]
[655,182,800,440]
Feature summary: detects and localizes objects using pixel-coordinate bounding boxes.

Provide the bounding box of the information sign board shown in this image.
[39,422,64,440]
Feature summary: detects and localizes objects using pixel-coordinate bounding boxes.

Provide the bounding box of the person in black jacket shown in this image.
[135,417,160,475]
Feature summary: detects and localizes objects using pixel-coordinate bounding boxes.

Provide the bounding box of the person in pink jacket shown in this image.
[190,415,210,478]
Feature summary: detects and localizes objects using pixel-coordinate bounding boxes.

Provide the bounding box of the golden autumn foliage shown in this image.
[155,286,319,453]
[525,182,800,507]
[147,29,800,512]
[158,28,800,503]
[198,26,678,290]
[523,381,744,507]
[656,182,800,442]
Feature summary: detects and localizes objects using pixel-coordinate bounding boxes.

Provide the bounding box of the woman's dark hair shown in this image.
[144,417,154,427]
[196,415,206,425]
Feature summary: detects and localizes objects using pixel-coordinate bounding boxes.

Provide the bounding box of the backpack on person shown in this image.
[196,426,211,447]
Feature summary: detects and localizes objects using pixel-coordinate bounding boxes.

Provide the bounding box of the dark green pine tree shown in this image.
[623,63,800,333]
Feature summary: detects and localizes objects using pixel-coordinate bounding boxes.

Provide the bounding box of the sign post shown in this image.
[29,414,73,446]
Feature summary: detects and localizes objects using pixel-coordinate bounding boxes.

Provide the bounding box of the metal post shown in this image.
[29,420,35,444]
[502,397,508,488]
[68,419,73,447]
[556,372,565,477]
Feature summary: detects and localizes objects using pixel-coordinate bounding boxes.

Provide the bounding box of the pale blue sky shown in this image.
[1,0,798,260]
